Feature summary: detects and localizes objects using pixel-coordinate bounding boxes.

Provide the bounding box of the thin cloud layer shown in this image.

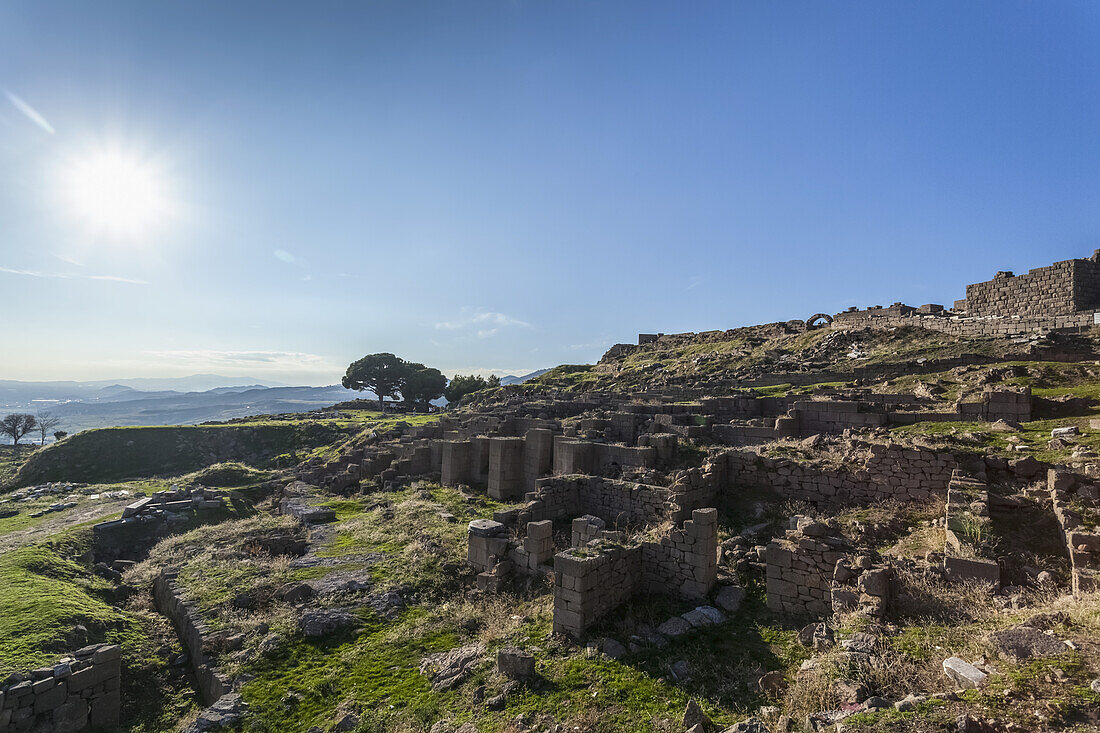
[4,91,55,134]
[435,310,531,339]
[147,350,328,369]
[0,266,147,285]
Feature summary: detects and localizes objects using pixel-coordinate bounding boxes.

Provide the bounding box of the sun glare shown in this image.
[63,147,173,238]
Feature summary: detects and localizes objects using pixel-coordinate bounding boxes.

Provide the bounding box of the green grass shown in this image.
[7,421,359,488]
[0,526,200,730]
[892,413,1100,464]
[240,610,464,732]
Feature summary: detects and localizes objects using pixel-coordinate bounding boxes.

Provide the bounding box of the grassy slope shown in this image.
[0,523,198,731]
[7,421,350,488]
[518,326,1059,395]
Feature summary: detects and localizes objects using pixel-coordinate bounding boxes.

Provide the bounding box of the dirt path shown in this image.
[0,498,133,554]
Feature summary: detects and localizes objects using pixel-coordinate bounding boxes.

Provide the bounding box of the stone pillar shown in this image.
[470,437,491,486]
[410,446,433,475]
[553,439,592,475]
[440,440,472,486]
[681,508,719,599]
[467,519,509,571]
[524,428,554,488]
[523,520,555,566]
[488,437,526,500]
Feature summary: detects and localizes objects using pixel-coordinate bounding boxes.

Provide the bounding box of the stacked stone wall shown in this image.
[518,475,676,527]
[790,400,888,434]
[640,508,718,599]
[552,544,642,636]
[1048,468,1100,595]
[830,310,1096,337]
[153,569,233,705]
[551,509,720,637]
[723,445,957,506]
[766,526,852,616]
[964,257,1100,317]
[0,644,120,732]
[487,437,525,499]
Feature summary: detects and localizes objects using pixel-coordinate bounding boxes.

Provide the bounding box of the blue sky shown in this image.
[1,1,1098,385]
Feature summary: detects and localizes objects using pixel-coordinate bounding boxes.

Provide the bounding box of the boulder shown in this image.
[832,678,867,705]
[1009,456,1042,479]
[714,585,745,614]
[600,638,627,660]
[681,606,725,628]
[657,616,693,638]
[419,644,485,690]
[988,626,1067,661]
[757,670,786,695]
[184,694,247,733]
[298,609,358,638]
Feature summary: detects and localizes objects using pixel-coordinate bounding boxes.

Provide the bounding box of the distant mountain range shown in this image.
[0,378,358,438]
[0,369,550,440]
[499,369,549,385]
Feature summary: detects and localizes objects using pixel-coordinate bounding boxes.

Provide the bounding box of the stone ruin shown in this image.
[0,644,121,732]
[92,485,228,563]
[1048,467,1100,595]
[268,252,1100,645]
[829,250,1100,336]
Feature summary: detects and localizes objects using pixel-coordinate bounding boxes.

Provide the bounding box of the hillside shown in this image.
[4,287,1100,732]
[507,324,1100,397]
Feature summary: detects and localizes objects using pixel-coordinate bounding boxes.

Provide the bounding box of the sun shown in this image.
[62,147,173,238]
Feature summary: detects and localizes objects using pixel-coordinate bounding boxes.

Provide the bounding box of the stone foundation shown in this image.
[0,644,120,732]
[550,509,719,637]
[1048,468,1100,595]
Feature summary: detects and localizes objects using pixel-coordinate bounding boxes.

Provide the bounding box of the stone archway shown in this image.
[805,313,834,329]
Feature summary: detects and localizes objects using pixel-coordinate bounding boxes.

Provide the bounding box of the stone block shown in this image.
[942,657,988,689]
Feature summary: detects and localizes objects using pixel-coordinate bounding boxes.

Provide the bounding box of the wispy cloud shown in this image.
[53,253,83,267]
[273,249,297,264]
[4,91,54,134]
[686,275,706,291]
[0,266,147,285]
[435,310,531,339]
[146,350,328,369]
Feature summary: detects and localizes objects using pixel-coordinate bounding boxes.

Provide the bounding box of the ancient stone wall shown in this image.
[964,255,1100,317]
[517,475,676,527]
[723,445,957,506]
[487,437,525,499]
[1048,468,1100,596]
[830,310,1096,337]
[551,509,720,637]
[0,644,121,732]
[153,569,234,705]
[942,472,1000,585]
[789,400,888,434]
[640,508,718,599]
[440,440,472,486]
[552,544,642,636]
[766,524,852,616]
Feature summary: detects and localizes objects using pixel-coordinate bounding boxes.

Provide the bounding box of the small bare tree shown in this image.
[35,411,62,446]
[0,413,37,446]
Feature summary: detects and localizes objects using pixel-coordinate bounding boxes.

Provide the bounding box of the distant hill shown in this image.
[0,378,360,439]
[498,369,549,386]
